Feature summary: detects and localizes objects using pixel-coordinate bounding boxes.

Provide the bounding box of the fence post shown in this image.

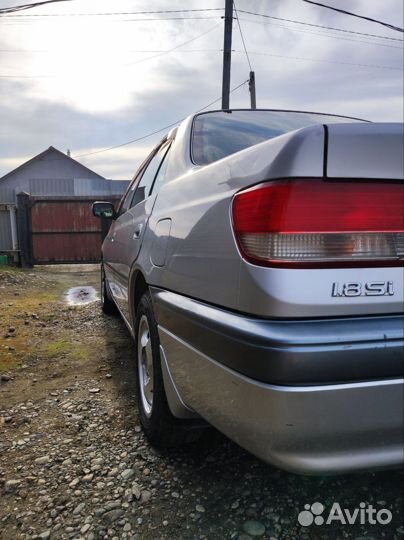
[16,192,33,267]
[9,204,18,251]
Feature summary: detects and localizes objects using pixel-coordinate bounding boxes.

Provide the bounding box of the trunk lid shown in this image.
[326,122,403,180]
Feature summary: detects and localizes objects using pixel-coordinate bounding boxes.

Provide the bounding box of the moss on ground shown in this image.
[0,265,23,273]
[0,266,104,379]
[1,276,60,372]
[42,336,92,362]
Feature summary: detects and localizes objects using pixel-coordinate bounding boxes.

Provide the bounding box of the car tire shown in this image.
[100,263,117,315]
[135,291,203,447]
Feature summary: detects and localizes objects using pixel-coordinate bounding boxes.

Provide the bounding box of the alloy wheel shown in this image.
[137,315,154,417]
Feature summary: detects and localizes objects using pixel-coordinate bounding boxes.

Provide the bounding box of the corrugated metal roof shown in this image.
[0,187,16,203]
[29,178,75,196]
[74,178,129,196]
[0,146,105,182]
[109,180,129,195]
[0,179,129,202]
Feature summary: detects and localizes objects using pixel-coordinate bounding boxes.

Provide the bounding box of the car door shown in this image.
[102,177,139,309]
[106,142,171,320]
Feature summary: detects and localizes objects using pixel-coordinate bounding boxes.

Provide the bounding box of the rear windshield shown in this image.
[191,109,365,166]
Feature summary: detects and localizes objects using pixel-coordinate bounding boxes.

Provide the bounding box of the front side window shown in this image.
[191,110,366,166]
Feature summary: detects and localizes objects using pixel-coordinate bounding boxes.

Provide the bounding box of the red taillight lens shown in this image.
[232,179,404,267]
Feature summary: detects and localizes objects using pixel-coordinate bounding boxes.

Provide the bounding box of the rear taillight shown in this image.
[231,179,404,267]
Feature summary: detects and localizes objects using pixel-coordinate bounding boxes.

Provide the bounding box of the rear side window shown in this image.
[131,145,169,208]
[120,173,143,214]
[191,110,363,166]
[151,145,171,193]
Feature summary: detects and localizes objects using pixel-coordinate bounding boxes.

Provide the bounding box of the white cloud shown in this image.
[0,0,402,179]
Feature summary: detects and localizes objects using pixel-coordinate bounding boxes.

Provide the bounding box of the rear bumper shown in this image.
[153,289,404,473]
[161,335,404,473]
[152,289,404,384]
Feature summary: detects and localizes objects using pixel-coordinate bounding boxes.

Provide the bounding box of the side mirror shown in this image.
[92,201,116,220]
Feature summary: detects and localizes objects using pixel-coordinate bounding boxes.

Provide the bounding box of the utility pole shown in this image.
[249,71,256,109]
[221,0,233,110]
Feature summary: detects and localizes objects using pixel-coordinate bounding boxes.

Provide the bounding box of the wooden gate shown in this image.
[18,194,120,265]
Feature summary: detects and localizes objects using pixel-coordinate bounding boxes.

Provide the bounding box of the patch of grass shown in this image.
[71,344,92,362]
[0,356,20,372]
[0,333,34,373]
[42,336,92,362]
[0,286,60,372]
[20,290,58,306]
[1,292,58,322]
[40,313,58,322]
[43,338,70,358]
[0,265,23,273]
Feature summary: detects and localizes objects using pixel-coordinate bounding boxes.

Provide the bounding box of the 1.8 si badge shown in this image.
[332,281,394,297]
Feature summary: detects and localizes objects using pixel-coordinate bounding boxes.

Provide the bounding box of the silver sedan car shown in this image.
[93,109,404,474]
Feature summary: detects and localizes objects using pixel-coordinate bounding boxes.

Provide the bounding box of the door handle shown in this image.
[133,224,143,239]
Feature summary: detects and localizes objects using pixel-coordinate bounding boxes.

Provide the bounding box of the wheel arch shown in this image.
[129,267,149,329]
[129,267,199,421]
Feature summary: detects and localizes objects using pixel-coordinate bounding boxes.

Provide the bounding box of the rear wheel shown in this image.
[135,291,202,447]
[100,263,117,315]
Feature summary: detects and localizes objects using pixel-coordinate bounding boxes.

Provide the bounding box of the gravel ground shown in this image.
[0,265,403,540]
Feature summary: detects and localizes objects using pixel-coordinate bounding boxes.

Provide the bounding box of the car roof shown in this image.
[193,108,370,123]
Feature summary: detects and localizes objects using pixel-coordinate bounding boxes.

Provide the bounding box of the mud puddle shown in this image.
[65,286,98,305]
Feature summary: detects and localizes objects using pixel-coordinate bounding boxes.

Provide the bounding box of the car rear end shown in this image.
[154,112,403,473]
[226,121,404,473]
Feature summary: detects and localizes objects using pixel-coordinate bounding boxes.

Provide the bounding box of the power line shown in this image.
[237,9,404,42]
[197,79,248,112]
[74,80,249,159]
[3,5,402,45]
[3,3,401,35]
[238,17,404,50]
[0,23,222,78]
[0,75,53,78]
[300,0,404,33]
[1,48,401,78]
[0,0,71,14]
[0,16,222,25]
[234,50,402,71]
[124,23,220,67]
[0,48,226,53]
[233,1,252,71]
[2,21,402,51]
[2,3,402,44]
[74,122,182,158]
[0,8,224,17]
[0,24,221,72]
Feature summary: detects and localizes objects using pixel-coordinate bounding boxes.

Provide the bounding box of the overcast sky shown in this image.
[0,0,402,179]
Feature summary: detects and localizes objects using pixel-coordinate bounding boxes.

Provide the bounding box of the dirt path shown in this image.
[0,265,403,540]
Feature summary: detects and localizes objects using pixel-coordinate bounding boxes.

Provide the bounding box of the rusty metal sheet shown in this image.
[33,233,102,263]
[29,197,121,264]
[31,201,101,233]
